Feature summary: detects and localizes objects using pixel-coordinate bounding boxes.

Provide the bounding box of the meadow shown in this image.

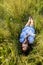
[0,0,43,65]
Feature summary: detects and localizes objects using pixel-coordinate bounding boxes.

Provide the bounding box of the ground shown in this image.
[0,0,43,65]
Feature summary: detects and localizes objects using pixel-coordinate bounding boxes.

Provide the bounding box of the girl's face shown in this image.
[22,43,28,52]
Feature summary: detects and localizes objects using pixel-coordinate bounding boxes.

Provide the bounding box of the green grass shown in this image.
[0,0,43,65]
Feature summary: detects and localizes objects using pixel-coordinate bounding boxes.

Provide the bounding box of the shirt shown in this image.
[19,26,35,44]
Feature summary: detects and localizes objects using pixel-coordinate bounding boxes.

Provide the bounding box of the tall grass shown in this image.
[0,0,43,65]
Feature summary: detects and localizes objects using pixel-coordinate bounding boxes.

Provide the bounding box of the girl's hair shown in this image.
[21,38,30,55]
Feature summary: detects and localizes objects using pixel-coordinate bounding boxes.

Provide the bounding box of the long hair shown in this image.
[21,37,31,55]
